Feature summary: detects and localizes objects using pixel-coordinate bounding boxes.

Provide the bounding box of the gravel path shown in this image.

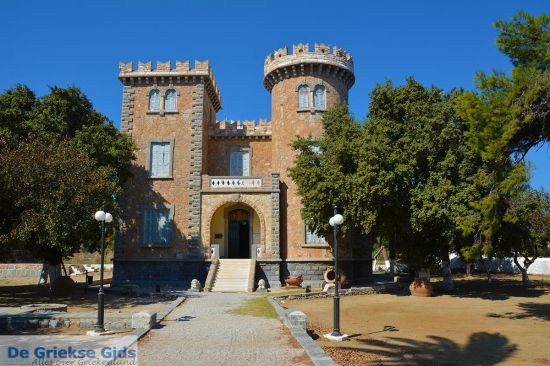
[138,292,312,366]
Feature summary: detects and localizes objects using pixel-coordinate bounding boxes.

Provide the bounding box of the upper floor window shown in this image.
[229,150,250,176]
[150,141,171,177]
[143,206,172,245]
[298,85,309,109]
[149,89,160,111]
[164,89,177,112]
[314,85,326,109]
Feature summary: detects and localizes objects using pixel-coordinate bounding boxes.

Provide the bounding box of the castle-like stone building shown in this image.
[112,43,372,290]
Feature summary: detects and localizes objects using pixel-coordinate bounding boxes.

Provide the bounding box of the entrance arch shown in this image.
[207,201,265,259]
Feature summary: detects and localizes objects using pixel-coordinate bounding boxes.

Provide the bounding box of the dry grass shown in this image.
[226,297,278,318]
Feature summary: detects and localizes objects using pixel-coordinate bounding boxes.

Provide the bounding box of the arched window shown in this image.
[164,89,177,112]
[149,89,160,111]
[298,85,309,109]
[314,85,326,109]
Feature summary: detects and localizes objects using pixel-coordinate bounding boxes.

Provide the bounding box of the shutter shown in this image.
[230,151,243,176]
[314,86,325,108]
[165,90,176,111]
[242,151,250,176]
[298,86,309,108]
[150,144,161,176]
[144,210,152,244]
[149,90,159,111]
[162,143,171,177]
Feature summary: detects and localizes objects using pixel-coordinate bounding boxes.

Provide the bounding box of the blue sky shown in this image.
[1,0,548,190]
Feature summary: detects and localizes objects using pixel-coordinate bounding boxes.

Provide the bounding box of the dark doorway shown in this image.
[228,209,250,258]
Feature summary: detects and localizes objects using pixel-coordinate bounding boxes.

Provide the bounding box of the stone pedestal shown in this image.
[131,310,157,329]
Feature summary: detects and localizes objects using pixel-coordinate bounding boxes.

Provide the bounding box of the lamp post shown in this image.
[325,206,348,341]
[90,209,113,335]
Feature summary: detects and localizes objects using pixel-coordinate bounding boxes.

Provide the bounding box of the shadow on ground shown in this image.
[332,332,517,366]
[0,284,170,311]
[487,302,550,321]
[389,278,548,301]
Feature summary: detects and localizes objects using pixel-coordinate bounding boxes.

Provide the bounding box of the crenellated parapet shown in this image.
[263,43,355,92]
[209,119,272,139]
[118,60,222,112]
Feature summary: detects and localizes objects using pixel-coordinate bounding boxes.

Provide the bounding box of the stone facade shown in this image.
[113,44,372,289]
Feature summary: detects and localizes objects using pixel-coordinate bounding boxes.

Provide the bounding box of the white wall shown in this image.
[450,254,550,275]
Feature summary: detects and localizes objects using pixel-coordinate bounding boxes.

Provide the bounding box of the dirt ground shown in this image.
[284,276,550,366]
[0,275,172,313]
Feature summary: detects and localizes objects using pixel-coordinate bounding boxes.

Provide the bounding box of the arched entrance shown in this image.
[208,202,263,259]
[228,209,250,258]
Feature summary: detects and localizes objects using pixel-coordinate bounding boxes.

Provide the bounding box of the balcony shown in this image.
[201,174,279,193]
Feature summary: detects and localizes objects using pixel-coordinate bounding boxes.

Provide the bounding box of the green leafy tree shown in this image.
[0,85,135,275]
[500,189,550,284]
[360,79,480,278]
[455,12,548,279]
[290,80,480,282]
[0,137,118,264]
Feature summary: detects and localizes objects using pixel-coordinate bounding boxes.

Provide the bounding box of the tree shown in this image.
[0,137,118,263]
[289,104,362,240]
[0,85,135,274]
[361,79,480,280]
[455,12,549,279]
[500,189,550,284]
[290,80,480,282]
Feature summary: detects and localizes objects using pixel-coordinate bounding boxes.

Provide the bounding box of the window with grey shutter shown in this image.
[150,142,171,177]
[143,208,172,245]
[164,89,177,111]
[314,85,326,109]
[298,85,309,109]
[229,150,250,176]
[149,89,160,111]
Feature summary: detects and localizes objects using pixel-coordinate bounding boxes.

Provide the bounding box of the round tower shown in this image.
[263,43,355,261]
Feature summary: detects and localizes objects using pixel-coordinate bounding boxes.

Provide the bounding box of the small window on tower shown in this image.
[314,85,326,110]
[298,85,309,109]
[149,89,160,112]
[164,89,177,112]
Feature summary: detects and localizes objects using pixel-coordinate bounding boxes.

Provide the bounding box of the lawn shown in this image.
[227,297,277,318]
[282,275,550,366]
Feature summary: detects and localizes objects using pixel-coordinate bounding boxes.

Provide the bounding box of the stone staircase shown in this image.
[211,259,254,292]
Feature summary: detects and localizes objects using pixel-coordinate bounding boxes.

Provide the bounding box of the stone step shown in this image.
[211,259,253,293]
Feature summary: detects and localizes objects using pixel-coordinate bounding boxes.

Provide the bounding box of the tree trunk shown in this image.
[46,263,62,293]
[513,252,536,286]
[441,259,454,289]
[389,238,396,277]
[481,258,492,283]
[466,262,472,277]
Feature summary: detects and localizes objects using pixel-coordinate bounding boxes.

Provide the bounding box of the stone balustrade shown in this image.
[210,177,263,189]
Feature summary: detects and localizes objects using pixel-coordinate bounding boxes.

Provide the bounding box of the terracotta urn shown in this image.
[409,278,433,297]
[323,267,348,288]
[285,274,303,288]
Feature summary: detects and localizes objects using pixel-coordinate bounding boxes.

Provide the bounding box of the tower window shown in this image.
[298,85,310,109]
[314,85,326,109]
[149,89,160,111]
[164,89,177,112]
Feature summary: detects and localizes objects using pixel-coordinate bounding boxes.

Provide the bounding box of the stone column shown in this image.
[188,80,205,257]
[270,172,280,259]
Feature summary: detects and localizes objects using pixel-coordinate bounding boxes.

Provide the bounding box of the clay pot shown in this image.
[409,278,433,297]
[285,275,303,288]
[323,267,348,288]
